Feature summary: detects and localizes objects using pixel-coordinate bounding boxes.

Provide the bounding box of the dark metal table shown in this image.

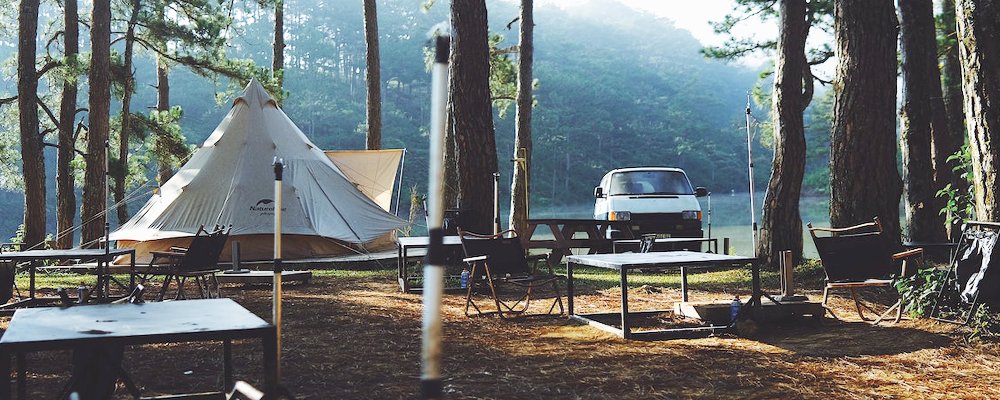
[396,235,463,292]
[612,237,719,254]
[0,298,277,399]
[0,248,136,308]
[566,251,760,340]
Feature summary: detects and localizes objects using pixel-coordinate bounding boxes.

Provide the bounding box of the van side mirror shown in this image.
[695,187,709,197]
[594,186,604,198]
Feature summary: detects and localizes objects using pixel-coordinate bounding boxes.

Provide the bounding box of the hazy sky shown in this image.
[536,0,773,46]
[537,0,777,65]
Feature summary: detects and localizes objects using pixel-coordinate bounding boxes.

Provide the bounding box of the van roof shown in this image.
[607,167,685,174]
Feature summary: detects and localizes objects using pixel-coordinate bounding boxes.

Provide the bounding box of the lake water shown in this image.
[526,193,830,259]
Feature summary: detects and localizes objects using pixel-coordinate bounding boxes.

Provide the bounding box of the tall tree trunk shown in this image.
[273,0,285,91]
[899,0,948,243]
[155,58,174,185]
[830,0,902,243]
[450,0,499,234]
[56,0,79,249]
[956,0,1000,220]
[935,0,966,238]
[115,0,141,225]
[757,0,809,268]
[82,0,111,248]
[363,0,381,150]
[18,0,44,249]
[443,116,459,209]
[509,0,534,235]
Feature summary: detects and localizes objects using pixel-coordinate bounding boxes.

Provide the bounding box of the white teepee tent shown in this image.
[111,79,405,262]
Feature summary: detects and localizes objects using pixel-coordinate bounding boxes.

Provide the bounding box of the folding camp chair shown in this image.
[459,229,564,319]
[143,225,231,301]
[808,217,923,324]
[931,221,1000,325]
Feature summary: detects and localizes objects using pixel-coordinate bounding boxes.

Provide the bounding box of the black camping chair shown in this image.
[458,229,564,319]
[809,217,923,324]
[931,221,1000,325]
[144,225,231,301]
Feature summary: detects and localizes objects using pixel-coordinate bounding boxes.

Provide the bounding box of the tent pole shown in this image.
[272,158,284,383]
[394,149,407,217]
[421,34,449,400]
[745,93,758,257]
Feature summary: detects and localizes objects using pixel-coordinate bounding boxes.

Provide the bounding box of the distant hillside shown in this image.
[0,0,767,239]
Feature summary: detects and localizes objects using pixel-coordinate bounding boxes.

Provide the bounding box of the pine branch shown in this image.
[0,96,16,108]
[37,98,60,128]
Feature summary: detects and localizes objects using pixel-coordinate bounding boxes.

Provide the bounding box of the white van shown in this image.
[593,167,708,239]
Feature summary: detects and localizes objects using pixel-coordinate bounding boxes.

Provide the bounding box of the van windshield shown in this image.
[609,170,694,196]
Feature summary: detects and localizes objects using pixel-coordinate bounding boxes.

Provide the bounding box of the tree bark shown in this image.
[936,0,966,238]
[115,0,141,226]
[956,0,1000,220]
[509,0,534,236]
[273,0,285,91]
[18,0,45,249]
[82,0,111,247]
[450,0,499,234]
[56,0,79,249]
[757,0,809,268]
[830,0,902,243]
[155,58,174,185]
[898,0,948,243]
[363,0,381,150]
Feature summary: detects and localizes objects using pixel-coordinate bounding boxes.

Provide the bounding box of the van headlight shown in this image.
[608,211,631,221]
[681,210,702,221]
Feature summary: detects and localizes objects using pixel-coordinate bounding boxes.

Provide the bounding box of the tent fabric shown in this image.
[324,149,404,212]
[111,79,405,261]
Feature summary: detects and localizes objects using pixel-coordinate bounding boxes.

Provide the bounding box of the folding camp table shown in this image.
[0,248,136,308]
[566,251,760,340]
[0,298,277,399]
[396,235,463,292]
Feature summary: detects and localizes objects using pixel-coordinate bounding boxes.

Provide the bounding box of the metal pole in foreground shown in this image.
[421,34,449,400]
[272,158,284,382]
[493,172,501,235]
[744,93,758,257]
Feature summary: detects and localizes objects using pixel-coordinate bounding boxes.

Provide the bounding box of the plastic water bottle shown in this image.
[460,268,470,289]
[730,296,742,323]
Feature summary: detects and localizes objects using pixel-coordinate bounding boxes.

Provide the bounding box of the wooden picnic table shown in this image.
[521,218,633,266]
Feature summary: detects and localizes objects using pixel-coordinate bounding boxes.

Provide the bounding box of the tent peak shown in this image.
[234,78,278,109]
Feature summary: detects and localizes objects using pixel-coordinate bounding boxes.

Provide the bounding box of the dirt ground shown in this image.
[3,271,999,399]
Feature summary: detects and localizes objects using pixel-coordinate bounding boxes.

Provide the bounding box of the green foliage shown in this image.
[895,267,948,317]
[138,106,193,175]
[0,105,23,190]
[488,34,518,117]
[937,145,975,225]
[969,305,1000,342]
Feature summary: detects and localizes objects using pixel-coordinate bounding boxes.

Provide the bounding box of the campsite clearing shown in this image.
[2,266,999,399]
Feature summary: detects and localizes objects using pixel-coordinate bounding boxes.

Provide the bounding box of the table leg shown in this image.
[29,265,35,301]
[0,350,9,400]
[566,261,574,316]
[262,328,279,395]
[223,339,233,392]
[130,250,136,293]
[620,268,630,339]
[397,245,404,292]
[16,352,24,400]
[751,261,761,308]
[681,266,689,302]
